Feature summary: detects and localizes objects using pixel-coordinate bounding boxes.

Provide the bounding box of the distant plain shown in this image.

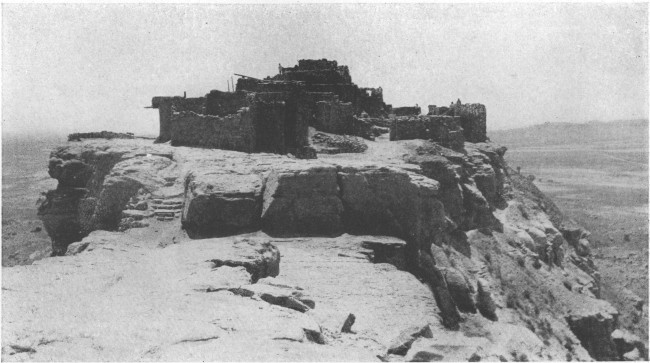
[490,120,649,340]
[2,134,62,266]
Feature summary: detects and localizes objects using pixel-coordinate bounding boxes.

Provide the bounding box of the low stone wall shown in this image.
[68,131,134,141]
[390,115,465,150]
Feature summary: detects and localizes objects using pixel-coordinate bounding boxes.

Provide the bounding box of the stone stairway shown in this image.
[118,194,185,231]
[150,198,184,221]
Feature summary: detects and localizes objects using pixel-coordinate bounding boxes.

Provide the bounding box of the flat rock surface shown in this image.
[1,232,439,361]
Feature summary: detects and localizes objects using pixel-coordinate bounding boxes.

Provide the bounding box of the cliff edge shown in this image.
[3,135,645,361]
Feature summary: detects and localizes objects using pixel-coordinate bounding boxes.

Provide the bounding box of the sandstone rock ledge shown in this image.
[3,137,642,361]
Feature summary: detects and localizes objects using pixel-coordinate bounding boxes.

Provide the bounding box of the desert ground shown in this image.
[490,120,649,341]
[2,134,60,266]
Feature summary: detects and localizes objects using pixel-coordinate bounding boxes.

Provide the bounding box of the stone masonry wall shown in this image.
[166,92,310,154]
[169,110,256,152]
[314,100,354,135]
[392,106,422,116]
[205,90,247,116]
[249,98,287,154]
[173,97,206,113]
[153,97,206,143]
[390,115,465,151]
[457,103,487,143]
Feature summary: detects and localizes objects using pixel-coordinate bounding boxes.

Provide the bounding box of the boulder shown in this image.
[121,209,152,220]
[472,162,498,206]
[430,244,452,268]
[476,278,498,321]
[442,267,477,313]
[419,252,460,329]
[623,348,643,361]
[38,187,88,255]
[547,229,565,247]
[341,313,356,333]
[565,302,620,361]
[225,282,314,313]
[404,334,490,362]
[310,132,368,154]
[611,329,648,360]
[182,172,263,238]
[47,146,124,189]
[339,166,444,264]
[525,227,546,255]
[361,237,407,268]
[526,227,546,245]
[516,229,536,252]
[561,225,587,248]
[405,154,465,225]
[386,325,434,356]
[262,164,343,237]
[576,238,591,257]
[206,237,281,283]
[461,183,496,230]
[133,200,148,210]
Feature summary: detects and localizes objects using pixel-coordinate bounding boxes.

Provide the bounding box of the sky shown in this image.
[2,3,648,136]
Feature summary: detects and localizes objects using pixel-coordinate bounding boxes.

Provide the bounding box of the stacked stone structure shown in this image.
[240,59,390,118]
[151,88,311,154]
[390,115,465,151]
[427,100,487,143]
[150,59,488,155]
[392,106,422,116]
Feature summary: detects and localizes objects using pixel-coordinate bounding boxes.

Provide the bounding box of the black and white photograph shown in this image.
[2,3,648,361]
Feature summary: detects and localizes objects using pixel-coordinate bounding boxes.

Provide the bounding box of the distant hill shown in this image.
[488,119,648,148]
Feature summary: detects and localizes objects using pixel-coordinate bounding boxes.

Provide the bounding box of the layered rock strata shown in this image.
[27,133,641,361]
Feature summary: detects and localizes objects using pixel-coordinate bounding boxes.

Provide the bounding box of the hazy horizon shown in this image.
[3,3,648,137]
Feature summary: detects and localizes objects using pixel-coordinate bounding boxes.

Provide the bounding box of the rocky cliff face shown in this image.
[4,135,645,361]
